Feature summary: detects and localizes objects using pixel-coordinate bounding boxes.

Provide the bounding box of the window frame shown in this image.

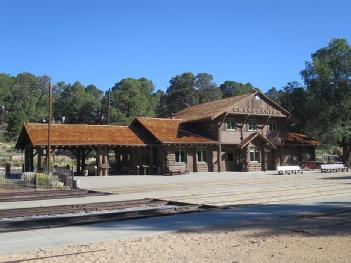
[248,119,258,132]
[196,148,207,163]
[249,146,260,162]
[225,119,236,131]
[138,151,149,164]
[175,148,187,163]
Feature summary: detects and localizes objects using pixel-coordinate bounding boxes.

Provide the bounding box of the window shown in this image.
[268,120,276,131]
[227,152,234,162]
[248,120,258,131]
[138,151,149,164]
[249,146,260,162]
[197,149,207,162]
[175,148,187,163]
[226,120,236,130]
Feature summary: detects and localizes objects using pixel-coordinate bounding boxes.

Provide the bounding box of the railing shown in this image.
[0,167,73,190]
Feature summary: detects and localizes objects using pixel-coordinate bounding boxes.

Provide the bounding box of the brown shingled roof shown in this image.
[175,93,254,122]
[136,117,217,144]
[17,123,148,148]
[285,132,320,146]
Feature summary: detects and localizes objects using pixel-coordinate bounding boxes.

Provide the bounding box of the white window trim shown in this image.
[249,146,260,163]
[225,119,236,131]
[196,148,207,163]
[175,148,187,164]
[248,120,258,132]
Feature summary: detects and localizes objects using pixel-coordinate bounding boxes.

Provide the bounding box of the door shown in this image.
[226,150,241,171]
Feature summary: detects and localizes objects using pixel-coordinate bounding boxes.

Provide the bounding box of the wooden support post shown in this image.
[29,147,34,172]
[218,144,222,172]
[81,149,86,172]
[47,81,53,174]
[76,148,81,176]
[149,146,154,165]
[24,147,29,172]
[37,148,43,172]
[114,148,119,170]
[243,147,249,172]
[24,146,34,172]
[96,147,103,176]
[103,151,109,176]
[261,146,267,171]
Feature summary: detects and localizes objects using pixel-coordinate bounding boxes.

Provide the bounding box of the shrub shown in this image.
[36,173,52,187]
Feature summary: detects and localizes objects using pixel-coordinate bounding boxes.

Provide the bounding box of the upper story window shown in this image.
[175,148,187,163]
[248,120,258,131]
[249,146,260,162]
[196,148,207,163]
[268,120,277,131]
[225,119,236,131]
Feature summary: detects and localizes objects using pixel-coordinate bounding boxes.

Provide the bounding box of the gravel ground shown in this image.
[2,211,351,263]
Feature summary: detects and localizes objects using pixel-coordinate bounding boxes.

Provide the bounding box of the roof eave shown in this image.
[162,141,218,145]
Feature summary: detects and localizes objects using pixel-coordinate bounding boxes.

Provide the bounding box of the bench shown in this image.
[168,165,189,175]
[277,166,303,175]
[321,163,348,173]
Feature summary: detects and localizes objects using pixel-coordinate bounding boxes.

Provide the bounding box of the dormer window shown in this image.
[248,120,258,131]
[226,120,236,131]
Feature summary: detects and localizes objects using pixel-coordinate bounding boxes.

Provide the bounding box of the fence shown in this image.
[0,167,73,190]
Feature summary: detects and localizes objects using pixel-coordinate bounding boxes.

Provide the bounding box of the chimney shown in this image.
[170,113,176,119]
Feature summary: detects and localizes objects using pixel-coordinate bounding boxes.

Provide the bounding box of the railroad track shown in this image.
[0,189,111,202]
[0,198,215,233]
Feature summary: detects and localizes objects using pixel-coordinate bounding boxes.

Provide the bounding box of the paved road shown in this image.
[1,171,351,252]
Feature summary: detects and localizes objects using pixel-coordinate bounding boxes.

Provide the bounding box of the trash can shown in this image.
[73,179,80,189]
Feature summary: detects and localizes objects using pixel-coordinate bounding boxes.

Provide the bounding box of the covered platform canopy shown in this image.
[16,123,152,176]
[16,118,217,175]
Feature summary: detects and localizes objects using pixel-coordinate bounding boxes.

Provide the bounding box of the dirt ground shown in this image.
[2,211,351,263]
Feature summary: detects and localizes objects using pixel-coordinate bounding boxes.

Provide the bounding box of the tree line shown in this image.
[0,73,255,137]
[1,38,351,163]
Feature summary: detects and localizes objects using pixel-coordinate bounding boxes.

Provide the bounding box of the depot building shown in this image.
[16,90,319,175]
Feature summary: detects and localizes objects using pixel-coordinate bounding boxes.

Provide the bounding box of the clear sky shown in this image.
[0,0,350,92]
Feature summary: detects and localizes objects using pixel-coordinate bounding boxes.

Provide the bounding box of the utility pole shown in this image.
[107,89,111,125]
[1,106,4,135]
[47,81,53,174]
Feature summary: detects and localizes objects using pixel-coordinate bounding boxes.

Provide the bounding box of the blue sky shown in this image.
[0,0,350,92]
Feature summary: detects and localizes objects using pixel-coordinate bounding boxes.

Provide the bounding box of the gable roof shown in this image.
[238,132,277,149]
[16,123,149,149]
[135,117,217,144]
[175,91,297,123]
[175,93,254,122]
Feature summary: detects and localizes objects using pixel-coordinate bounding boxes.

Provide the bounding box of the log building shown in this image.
[16,91,319,175]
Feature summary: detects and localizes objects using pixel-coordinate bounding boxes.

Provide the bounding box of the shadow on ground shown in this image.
[84,201,351,238]
[322,175,351,180]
